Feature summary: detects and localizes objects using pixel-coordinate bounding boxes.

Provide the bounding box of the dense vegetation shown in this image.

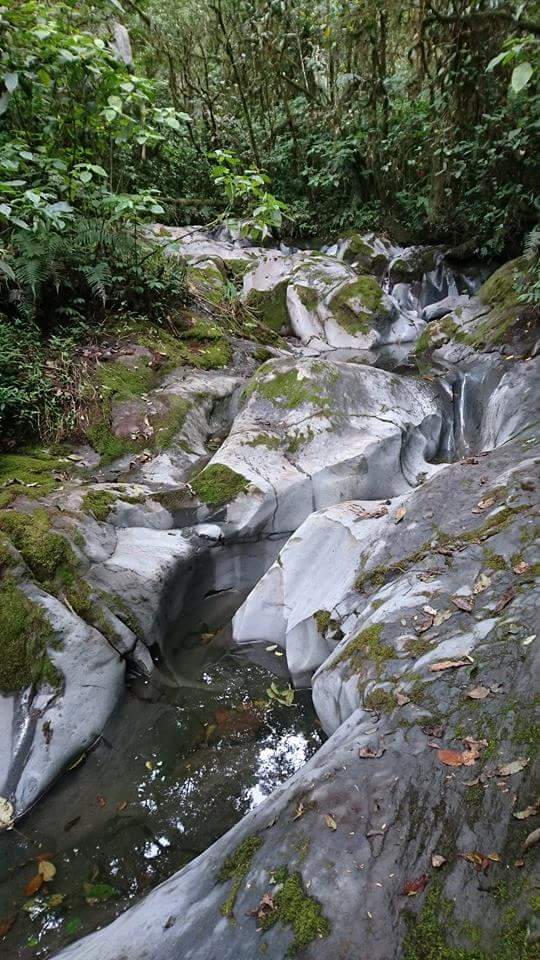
[0,0,538,447]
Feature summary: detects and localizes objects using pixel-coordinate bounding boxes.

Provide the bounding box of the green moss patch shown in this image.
[332,623,394,677]
[244,366,329,410]
[219,835,263,919]
[403,883,532,959]
[328,276,384,334]
[260,867,330,956]
[0,452,63,507]
[245,283,289,332]
[245,433,281,450]
[0,578,61,693]
[82,490,117,522]
[191,463,251,506]
[0,509,77,583]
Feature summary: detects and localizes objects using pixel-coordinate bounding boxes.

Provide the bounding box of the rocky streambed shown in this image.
[0,227,538,959]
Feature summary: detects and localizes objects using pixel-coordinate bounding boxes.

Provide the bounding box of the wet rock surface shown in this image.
[0,227,538,959]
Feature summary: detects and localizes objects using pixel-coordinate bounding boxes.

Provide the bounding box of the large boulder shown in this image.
[186,355,443,537]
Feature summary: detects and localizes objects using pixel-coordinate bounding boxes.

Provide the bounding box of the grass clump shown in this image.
[260,867,330,956]
[219,835,263,919]
[82,490,117,522]
[0,577,61,693]
[191,463,251,506]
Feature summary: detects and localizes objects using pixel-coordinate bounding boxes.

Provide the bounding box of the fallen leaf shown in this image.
[25,875,43,896]
[513,799,540,820]
[117,801,128,812]
[96,795,107,808]
[522,828,540,852]
[366,828,385,837]
[487,852,501,862]
[497,758,529,776]
[0,797,14,831]
[416,616,434,634]
[265,645,277,652]
[434,609,453,627]
[459,851,491,873]
[467,686,490,700]
[403,874,429,896]
[292,802,305,821]
[145,761,153,771]
[324,814,337,831]
[249,892,276,924]
[38,861,56,882]
[430,659,471,672]
[358,744,386,759]
[395,692,411,706]
[0,916,15,938]
[452,596,473,613]
[513,561,530,575]
[473,573,491,595]
[394,506,406,524]
[83,882,118,905]
[431,854,447,868]
[494,587,516,614]
[473,496,495,512]
[423,605,437,617]
[437,749,466,767]
[46,893,65,908]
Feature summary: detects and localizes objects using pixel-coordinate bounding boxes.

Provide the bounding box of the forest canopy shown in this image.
[0,0,538,443]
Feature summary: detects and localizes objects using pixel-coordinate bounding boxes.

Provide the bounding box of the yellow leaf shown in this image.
[38,860,56,882]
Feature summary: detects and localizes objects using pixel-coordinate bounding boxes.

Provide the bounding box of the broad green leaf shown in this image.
[4,72,19,93]
[486,51,507,72]
[511,61,533,93]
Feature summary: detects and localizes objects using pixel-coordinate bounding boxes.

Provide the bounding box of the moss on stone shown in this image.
[0,509,77,583]
[97,590,142,638]
[260,867,330,956]
[314,610,332,634]
[0,451,63,506]
[328,275,384,334]
[246,283,288,332]
[364,687,396,712]
[0,577,61,693]
[403,884,532,959]
[245,433,281,450]
[219,835,263,919]
[191,463,251,506]
[154,398,191,451]
[332,623,394,677]
[82,490,117,522]
[244,366,327,410]
[86,412,138,463]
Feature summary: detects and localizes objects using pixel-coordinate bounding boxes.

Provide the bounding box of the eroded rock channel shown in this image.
[0,228,538,959]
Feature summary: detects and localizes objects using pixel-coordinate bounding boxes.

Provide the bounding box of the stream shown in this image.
[0,236,507,959]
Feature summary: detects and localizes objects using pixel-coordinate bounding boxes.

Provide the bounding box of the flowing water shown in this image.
[0,617,321,958]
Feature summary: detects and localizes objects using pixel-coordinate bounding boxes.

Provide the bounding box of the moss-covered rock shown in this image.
[260,867,330,956]
[191,463,251,506]
[218,835,263,919]
[0,577,60,693]
[327,275,386,335]
[0,451,63,507]
[0,509,77,583]
[82,490,117,522]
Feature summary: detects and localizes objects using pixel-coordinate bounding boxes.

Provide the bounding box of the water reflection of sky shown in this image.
[241,731,316,808]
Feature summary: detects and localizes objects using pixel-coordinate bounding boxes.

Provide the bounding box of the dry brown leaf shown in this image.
[96,795,107,807]
[25,874,43,896]
[431,854,447,868]
[395,692,411,706]
[497,757,529,776]
[292,802,305,821]
[324,813,337,831]
[459,851,491,873]
[434,609,452,627]
[513,799,540,820]
[358,744,386,759]
[0,916,15,938]
[403,874,429,896]
[467,686,490,700]
[416,616,434,634]
[429,659,471,672]
[494,587,516,614]
[437,749,466,767]
[117,801,128,812]
[38,860,56,882]
[394,506,407,524]
[452,596,473,613]
[522,828,540,852]
[249,892,276,924]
